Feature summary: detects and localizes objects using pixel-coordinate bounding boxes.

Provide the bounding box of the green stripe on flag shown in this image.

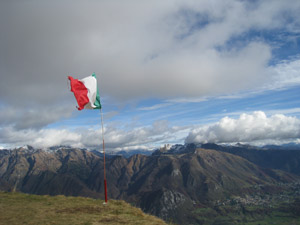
[92,73,102,109]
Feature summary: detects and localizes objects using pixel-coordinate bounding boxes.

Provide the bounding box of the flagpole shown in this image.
[68,73,108,203]
[100,107,108,204]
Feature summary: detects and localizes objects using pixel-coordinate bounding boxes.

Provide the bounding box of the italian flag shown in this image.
[68,73,101,110]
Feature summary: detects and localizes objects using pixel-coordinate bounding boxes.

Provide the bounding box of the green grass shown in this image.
[0,192,168,225]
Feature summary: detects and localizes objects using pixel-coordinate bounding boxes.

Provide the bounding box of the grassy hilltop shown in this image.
[0,192,167,225]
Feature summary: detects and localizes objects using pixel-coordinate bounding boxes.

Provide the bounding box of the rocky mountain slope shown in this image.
[0,146,299,224]
[200,143,300,175]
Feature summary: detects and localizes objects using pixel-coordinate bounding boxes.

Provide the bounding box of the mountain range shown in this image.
[0,144,300,224]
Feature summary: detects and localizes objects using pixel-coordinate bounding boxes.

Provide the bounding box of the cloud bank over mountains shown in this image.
[0,120,180,150]
[1,111,299,150]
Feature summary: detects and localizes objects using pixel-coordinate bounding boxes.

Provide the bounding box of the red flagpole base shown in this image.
[104,179,108,203]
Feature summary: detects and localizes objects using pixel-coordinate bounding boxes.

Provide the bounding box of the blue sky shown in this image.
[0,0,300,151]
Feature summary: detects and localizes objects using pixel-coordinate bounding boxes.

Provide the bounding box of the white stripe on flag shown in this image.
[80,75,98,109]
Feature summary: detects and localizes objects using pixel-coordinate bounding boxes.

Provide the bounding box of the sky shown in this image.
[0,0,300,151]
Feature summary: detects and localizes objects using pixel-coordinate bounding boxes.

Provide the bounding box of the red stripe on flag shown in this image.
[68,76,89,110]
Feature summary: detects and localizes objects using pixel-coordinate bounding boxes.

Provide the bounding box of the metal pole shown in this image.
[100,107,108,203]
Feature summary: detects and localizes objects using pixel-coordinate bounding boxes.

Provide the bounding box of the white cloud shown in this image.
[138,103,173,111]
[0,127,81,149]
[185,111,300,144]
[167,97,207,103]
[0,120,188,151]
[266,59,300,90]
[80,120,179,150]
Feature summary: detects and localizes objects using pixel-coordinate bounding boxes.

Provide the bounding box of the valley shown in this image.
[0,144,300,224]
